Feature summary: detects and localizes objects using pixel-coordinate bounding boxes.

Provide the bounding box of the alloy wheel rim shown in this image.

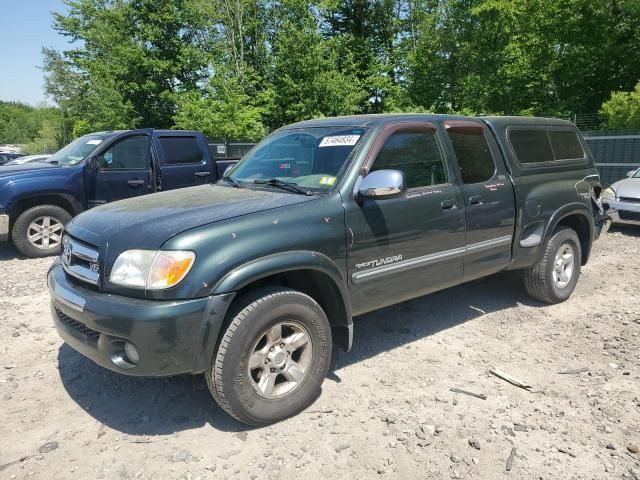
[27,216,63,250]
[247,321,313,399]
[553,243,575,288]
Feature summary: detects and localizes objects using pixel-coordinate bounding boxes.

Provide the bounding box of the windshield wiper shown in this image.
[220,176,243,188]
[253,178,312,196]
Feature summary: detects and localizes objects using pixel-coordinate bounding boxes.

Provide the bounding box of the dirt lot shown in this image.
[1,228,639,480]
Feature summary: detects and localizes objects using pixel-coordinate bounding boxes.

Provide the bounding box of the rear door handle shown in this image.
[194,171,211,177]
[127,179,145,187]
[441,199,457,210]
[469,195,483,205]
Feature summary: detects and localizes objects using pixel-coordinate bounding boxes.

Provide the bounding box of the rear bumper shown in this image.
[48,261,235,376]
[0,213,8,242]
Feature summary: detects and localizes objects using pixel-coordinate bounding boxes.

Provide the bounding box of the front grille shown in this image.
[61,235,100,286]
[619,196,640,204]
[618,210,640,222]
[55,308,101,340]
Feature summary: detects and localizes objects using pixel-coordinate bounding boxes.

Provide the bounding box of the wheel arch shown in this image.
[544,204,594,265]
[212,251,353,352]
[8,193,81,228]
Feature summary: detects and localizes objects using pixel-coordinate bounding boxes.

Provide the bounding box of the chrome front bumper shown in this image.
[0,213,8,242]
[608,199,640,225]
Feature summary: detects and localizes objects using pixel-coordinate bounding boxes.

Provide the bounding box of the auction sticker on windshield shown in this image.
[319,135,360,147]
[86,139,103,145]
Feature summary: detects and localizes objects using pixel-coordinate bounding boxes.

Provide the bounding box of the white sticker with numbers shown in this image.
[319,135,361,147]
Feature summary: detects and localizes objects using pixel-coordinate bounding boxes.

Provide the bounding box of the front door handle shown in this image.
[127,179,145,187]
[469,195,483,205]
[441,199,457,210]
[194,171,210,177]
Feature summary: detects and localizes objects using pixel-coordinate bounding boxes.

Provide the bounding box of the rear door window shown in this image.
[447,128,495,183]
[159,136,204,164]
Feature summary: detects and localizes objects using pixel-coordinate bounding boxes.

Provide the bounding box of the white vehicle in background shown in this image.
[603,167,640,225]
[3,154,54,166]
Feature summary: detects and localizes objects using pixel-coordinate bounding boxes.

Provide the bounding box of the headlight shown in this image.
[601,187,616,201]
[110,250,196,289]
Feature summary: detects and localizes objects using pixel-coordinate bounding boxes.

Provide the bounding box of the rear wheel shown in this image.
[206,288,332,426]
[11,205,72,258]
[524,226,581,304]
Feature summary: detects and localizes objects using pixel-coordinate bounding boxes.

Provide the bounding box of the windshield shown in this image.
[227,127,367,191]
[50,134,108,166]
[633,169,640,178]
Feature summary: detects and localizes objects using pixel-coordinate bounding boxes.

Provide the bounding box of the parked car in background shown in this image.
[48,114,611,426]
[3,154,53,166]
[0,129,239,257]
[603,167,640,225]
[0,152,22,165]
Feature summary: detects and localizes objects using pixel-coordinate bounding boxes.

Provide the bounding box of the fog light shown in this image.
[124,342,140,364]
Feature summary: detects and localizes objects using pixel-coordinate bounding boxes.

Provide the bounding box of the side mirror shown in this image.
[627,169,637,178]
[357,170,405,200]
[86,155,102,170]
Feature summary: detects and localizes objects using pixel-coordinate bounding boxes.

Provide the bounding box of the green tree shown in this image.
[266,1,364,127]
[174,70,268,141]
[46,0,209,130]
[407,0,640,116]
[601,81,640,130]
[0,101,66,148]
[22,122,61,155]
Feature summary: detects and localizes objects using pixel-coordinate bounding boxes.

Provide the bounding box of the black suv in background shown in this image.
[48,114,611,425]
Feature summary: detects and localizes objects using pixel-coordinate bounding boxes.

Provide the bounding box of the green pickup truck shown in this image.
[48,114,611,425]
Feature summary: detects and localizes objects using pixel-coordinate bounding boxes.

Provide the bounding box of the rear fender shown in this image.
[542,203,594,265]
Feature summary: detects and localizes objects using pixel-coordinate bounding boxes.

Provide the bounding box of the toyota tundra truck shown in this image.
[48,114,611,426]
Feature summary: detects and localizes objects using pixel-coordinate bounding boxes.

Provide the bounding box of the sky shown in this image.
[0,0,70,105]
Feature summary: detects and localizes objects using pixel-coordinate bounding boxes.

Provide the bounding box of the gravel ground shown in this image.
[1,228,639,480]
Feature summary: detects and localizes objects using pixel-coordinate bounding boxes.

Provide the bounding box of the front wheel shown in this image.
[11,205,72,258]
[206,288,332,426]
[524,226,582,304]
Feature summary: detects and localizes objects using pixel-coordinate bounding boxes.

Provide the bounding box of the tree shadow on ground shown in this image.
[57,270,535,435]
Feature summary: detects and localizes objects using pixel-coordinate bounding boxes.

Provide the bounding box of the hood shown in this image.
[0,163,58,177]
[66,184,318,253]
[612,178,640,198]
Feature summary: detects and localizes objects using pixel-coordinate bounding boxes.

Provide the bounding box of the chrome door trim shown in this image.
[352,247,466,284]
[465,235,512,253]
[351,235,512,284]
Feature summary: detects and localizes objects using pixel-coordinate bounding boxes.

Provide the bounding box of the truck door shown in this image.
[155,133,211,190]
[443,120,515,281]
[345,123,466,315]
[88,133,152,206]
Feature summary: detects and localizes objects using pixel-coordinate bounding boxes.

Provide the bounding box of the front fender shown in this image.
[1,169,85,217]
[212,250,353,350]
[213,250,350,314]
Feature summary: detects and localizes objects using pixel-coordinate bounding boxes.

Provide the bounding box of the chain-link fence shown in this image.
[582,132,640,186]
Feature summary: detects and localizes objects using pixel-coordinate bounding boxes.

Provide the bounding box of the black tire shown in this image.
[524,226,582,304]
[206,287,332,426]
[11,205,72,258]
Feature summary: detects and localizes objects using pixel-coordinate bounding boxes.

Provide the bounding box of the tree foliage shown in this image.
[601,81,640,130]
[0,102,65,149]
